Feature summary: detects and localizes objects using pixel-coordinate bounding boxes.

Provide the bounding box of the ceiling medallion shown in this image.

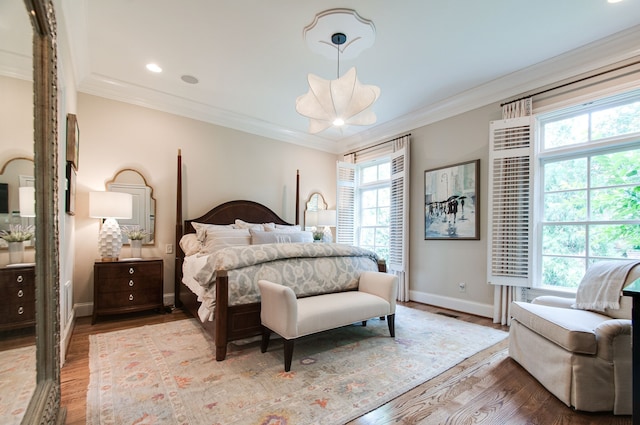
[297,9,380,134]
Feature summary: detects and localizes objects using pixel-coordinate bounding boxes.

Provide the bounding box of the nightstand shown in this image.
[92,257,164,324]
[0,264,36,331]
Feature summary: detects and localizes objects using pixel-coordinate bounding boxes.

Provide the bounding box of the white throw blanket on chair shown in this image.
[574,260,640,312]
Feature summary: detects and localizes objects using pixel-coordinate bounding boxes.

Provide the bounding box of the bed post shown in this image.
[295,169,300,225]
[215,270,229,361]
[174,149,183,308]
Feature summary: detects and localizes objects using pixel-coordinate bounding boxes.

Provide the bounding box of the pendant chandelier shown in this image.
[296,11,380,134]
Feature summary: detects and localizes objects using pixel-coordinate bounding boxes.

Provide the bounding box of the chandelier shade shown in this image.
[296,67,380,134]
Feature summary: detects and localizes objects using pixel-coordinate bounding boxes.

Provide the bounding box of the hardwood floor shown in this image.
[60,302,631,425]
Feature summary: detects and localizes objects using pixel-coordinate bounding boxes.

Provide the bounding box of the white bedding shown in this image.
[182,254,214,322]
[181,242,380,323]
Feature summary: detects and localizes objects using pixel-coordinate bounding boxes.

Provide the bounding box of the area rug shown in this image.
[0,345,36,425]
[87,305,507,425]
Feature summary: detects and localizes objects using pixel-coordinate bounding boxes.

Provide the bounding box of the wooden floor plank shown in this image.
[58,302,632,425]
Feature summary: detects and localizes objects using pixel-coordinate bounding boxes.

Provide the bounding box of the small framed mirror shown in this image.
[304,192,327,230]
[0,157,35,249]
[106,169,156,244]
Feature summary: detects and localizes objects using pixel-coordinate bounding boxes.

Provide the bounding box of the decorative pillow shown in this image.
[191,222,234,242]
[250,229,313,245]
[234,219,276,231]
[200,228,251,254]
[273,224,302,231]
[179,233,201,256]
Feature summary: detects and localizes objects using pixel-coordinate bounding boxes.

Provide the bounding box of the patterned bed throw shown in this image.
[193,243,380,310]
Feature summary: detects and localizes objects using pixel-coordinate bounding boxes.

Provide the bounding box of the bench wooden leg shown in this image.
[261,326,271,353]
[283,339,295,372]
[387,314,395,337]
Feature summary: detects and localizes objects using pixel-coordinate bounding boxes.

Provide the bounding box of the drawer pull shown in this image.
[129,267,135,275]
[129,280,134,287]
[129,294,134,301]
[18,306,24,315]
[17,289,24,297]
[17,275,23,283]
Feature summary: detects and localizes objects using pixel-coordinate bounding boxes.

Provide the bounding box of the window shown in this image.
[357,161,391,261]
[537,92,640,290]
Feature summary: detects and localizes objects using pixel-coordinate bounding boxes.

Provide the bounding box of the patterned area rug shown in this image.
[0,345,36,425]
[87,305,507,424]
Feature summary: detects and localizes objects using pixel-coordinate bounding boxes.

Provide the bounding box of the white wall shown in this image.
[407,103,502,317]
[73,93,338,314]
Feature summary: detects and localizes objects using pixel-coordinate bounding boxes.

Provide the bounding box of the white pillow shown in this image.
[201,228,251,254]
[272,224,302,231]
[250,229,313,244]
[234,219,276,231]
[179,233,201,256]
[191,222,234,242]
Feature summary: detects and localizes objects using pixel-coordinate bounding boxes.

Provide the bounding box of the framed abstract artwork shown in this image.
[424,159,479,240]
[66,113,79,170]
[65,161,76,215]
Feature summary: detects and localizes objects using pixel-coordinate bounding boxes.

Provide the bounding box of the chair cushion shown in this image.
[511,301,611,355]
[296,291,390,337]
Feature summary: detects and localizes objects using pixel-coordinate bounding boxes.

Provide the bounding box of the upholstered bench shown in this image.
[258,271,398,371]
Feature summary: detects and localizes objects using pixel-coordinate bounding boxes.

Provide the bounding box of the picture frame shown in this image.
[65,161,76,215]
[424,159,479,240]
[66,113,79,170]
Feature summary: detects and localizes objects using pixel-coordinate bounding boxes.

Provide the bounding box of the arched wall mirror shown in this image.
[304,192,327,230]
[106,169,156,245]
[0,158,35,249]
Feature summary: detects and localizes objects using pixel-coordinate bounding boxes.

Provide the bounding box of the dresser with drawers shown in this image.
[0,264,36,331]
[92,257,164,324]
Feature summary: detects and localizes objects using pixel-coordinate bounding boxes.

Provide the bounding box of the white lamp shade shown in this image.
[317,209,336,227]
[296,67,380,134]
[89,191,133,219]
[305,210,318,227]
[19,186,35,217]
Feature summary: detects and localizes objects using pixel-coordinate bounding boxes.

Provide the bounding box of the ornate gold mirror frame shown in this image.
[22,0,64,423]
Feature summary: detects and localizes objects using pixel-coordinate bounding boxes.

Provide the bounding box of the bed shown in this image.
[173,151,385,361]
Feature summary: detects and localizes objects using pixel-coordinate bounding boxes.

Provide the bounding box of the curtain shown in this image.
[337,135,411,302]
[491,98,533,325]
[493,284,516,325]
[390,136,410,301]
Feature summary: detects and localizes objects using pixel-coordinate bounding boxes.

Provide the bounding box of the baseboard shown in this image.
[60,310,75,366]
[74,292,176,318]
[409,290,493,318]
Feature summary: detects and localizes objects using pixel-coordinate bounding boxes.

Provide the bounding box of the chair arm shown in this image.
[595,319,632,361]
[257,280,298,339]
[531,295,575,309]
[359,271,398,313]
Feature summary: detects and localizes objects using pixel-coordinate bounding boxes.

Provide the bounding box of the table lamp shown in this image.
[317,209,336,243]
[89,191,132,262]
[19,186,36,217]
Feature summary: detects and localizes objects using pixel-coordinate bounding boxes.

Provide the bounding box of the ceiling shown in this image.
[3,1,640,153]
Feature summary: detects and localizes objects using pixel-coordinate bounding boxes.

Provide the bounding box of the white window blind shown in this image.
[487,116,535,287]
[388,146,407,271]
[336,161,356,246]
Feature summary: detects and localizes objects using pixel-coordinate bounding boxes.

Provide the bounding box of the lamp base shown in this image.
[98,218,123,262]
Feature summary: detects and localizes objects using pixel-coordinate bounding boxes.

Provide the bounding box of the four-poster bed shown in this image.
[173,150,385,361]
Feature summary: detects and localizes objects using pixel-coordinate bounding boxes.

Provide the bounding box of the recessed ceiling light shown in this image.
[181,75,199,84]
[146,63,162,73]
[607,0,623,3]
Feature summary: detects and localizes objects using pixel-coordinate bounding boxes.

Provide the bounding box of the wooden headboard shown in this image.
[184,200,293,234]
[174,149,300,307]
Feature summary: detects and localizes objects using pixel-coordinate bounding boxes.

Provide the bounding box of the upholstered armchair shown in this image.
[509,261,640,415]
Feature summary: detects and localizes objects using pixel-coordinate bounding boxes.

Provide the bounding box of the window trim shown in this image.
[533,90,640,291]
